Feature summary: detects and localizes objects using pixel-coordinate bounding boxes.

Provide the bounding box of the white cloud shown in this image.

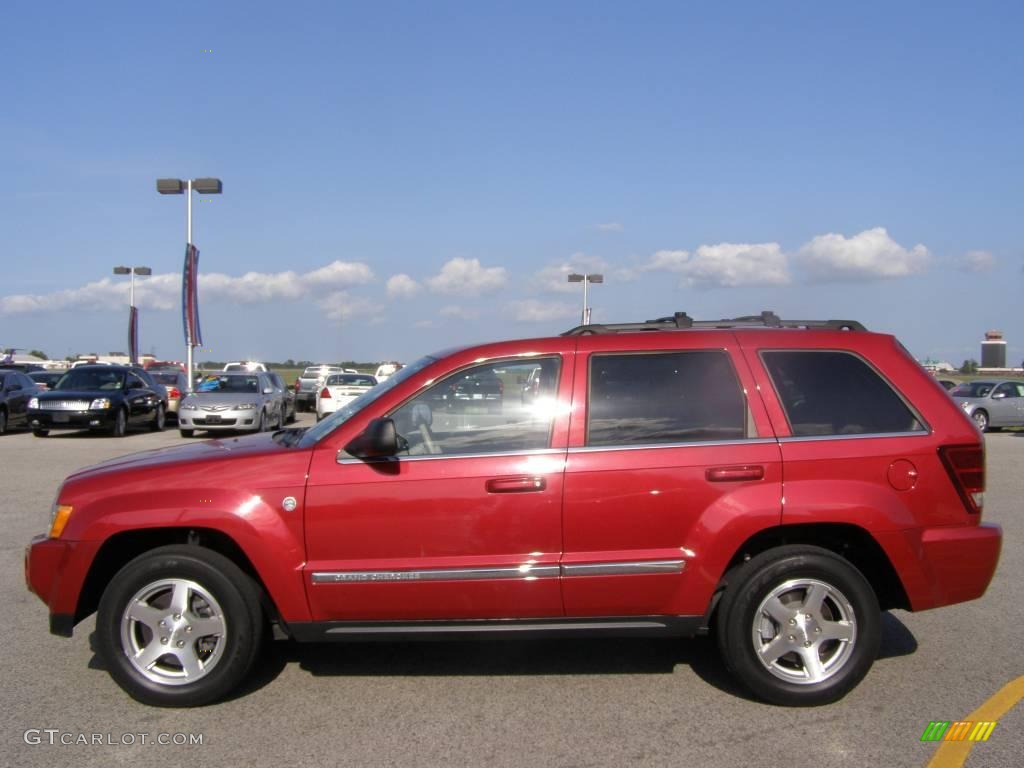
[427,258,507,296]
[959,250,996,273]
[596,222,624,233]
[386,273,421,299]
[507,299,578,323]
[0,259,376,316]
[642,250,691,273]
[303,260,375,288]
[643,244,789,287]
[797,227,929,281]
[318,291,378,323]
[438,305,479,320]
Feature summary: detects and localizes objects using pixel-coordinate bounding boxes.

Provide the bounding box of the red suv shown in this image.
[25,312,1001,707]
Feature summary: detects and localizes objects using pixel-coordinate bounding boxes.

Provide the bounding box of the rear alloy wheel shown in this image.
[972,410,989,432]
[111,408,128,438]
[97,545,263,707]
[716,545,880,706]
[150,404,166,432]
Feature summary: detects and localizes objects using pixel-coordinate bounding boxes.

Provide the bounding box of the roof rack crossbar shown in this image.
[561,311,865,336]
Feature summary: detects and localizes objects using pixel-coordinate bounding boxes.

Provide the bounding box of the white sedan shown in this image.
[316,373,378,421]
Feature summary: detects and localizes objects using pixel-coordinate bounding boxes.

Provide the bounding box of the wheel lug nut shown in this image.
[185,626,193,633]
[815,627,822,633]
[176,641,184,648]
[788,635,795,641]
[804,641,812,647]
[160,637,168,644]
[788,619,796,625]
[159,620,166,628]
[173,613,181,620]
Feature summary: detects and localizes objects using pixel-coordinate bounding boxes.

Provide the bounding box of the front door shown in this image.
[303,355,572,622]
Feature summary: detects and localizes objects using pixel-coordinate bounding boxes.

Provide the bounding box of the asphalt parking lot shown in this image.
[2,420,1021,768]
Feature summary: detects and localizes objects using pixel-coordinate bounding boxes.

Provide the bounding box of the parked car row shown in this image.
[179,371,295,436]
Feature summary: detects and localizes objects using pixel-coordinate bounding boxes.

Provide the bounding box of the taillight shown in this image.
[320,388,331,399]
[169,387,181,399]
[939,444,985,515]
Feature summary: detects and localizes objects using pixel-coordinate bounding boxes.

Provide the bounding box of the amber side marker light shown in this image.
[49,505,74,539]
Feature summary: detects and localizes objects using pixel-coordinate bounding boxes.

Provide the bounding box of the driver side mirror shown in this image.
[263,387,275,395]
[344,417,402,459]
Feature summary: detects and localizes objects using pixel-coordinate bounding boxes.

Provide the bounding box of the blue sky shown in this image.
[2,1,1021,366]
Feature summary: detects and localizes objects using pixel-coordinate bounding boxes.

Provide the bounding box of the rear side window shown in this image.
[761,350,923,437]
[587,351,749,446]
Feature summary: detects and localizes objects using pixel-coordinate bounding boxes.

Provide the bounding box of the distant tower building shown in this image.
[981,330,1007,368]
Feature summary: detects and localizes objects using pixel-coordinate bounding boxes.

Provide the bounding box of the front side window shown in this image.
[390,358,561,457]
[762,350,924,437]
[587,350,748,446]
[993,382,1022,398]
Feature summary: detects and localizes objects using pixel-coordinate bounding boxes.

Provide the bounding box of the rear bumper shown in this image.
[880,523,1002,611]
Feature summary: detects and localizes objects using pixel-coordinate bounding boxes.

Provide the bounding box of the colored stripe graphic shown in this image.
[926,673,1024,768]
[921,722,950,742]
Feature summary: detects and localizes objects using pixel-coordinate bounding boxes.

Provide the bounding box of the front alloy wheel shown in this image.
[972,410,989,432]
[716,545,880,706]
[97,546,263,707]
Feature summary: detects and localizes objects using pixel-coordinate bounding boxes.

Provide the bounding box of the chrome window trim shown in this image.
[777,430,931,443]
[312,565,561,584]
[562,560,685,577]
[568,437,777,454]
[337,448,566,465]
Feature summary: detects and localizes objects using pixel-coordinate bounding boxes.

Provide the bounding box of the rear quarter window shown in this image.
[761,350,924,437]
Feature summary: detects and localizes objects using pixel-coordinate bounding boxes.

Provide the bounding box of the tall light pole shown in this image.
[567,272,604,325]
[156,177,223,391]
[113,266,152,364]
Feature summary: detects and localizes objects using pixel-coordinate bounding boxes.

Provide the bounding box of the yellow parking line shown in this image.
[926,674,1024,768]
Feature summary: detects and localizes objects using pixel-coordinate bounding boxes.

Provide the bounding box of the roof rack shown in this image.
[561,311,866,336]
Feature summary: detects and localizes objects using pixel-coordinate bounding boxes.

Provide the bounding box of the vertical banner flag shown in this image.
[182,244,203,347]
[128,306,139,364]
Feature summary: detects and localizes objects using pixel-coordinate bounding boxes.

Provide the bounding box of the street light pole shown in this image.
[567,273,604,326]
[113,266,152,364]
[157,177,222,392]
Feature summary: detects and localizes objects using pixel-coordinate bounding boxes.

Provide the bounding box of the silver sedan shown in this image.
[950,379,1024,431]
[177,372,284,437]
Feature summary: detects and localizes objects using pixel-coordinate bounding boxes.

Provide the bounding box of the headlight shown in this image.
[236,403,256,410]
[28,397,39,409]
[89,398,112,410]
[181,401,198,410]
[960,401,971,411]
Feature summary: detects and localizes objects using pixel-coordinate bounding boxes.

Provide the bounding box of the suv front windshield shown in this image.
[298,355,436,447]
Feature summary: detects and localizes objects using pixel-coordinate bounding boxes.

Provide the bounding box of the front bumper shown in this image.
[25,534,101,637]
[178,410,261,431]
[28,409,116,431]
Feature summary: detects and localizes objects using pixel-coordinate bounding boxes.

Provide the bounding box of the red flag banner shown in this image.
[182,244,203,347]
[128,305,139,364]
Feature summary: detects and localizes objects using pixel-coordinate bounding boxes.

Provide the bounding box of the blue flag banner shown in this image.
[128,306,139,364]
[182,244,203,347]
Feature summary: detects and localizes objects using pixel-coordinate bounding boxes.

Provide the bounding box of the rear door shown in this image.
[561,332,783,618]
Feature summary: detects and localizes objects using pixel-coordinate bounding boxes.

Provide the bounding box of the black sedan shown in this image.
[28,365,167,437]
[0,369,38,434]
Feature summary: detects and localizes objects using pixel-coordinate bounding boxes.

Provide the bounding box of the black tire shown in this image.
[96,545,264,707]
[972,410,989,432]
[716,545,880,706]
[0,408,7,435]
[150,404,166,432]
[180,429,194,438]
[33,429,49,437]
[111,407,128,437]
